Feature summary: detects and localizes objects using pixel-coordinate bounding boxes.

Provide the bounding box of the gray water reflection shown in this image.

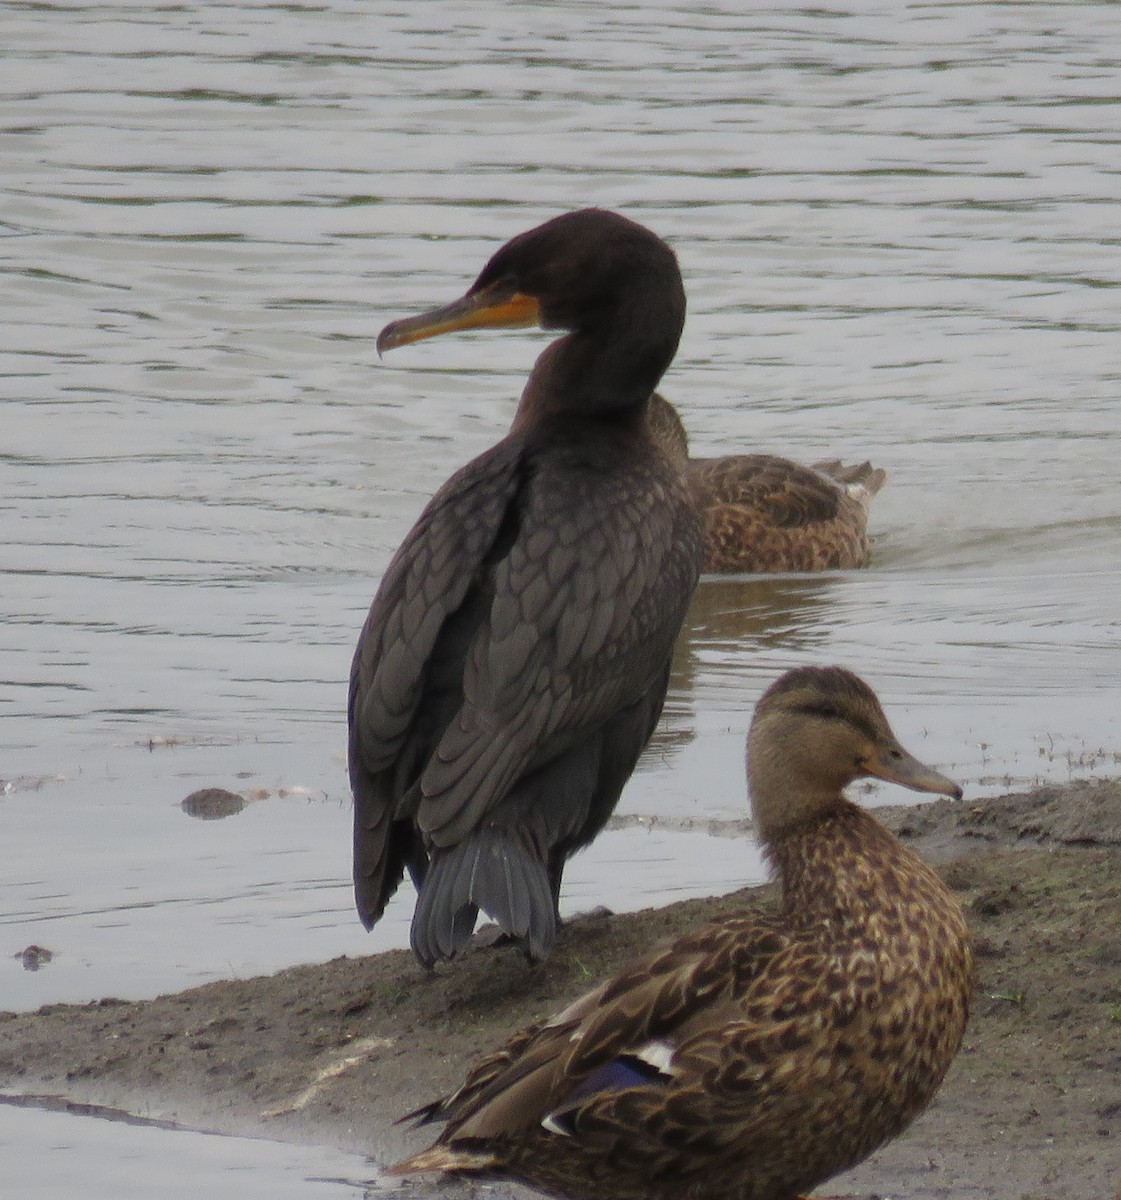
[3,0,1121,1190]
[0,1097,373,1200]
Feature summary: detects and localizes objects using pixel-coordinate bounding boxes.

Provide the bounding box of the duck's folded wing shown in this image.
[688,454,846,528]
[428,913,792,1143]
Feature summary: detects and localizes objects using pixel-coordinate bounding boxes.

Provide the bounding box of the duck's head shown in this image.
[377,208,685,358]
[645,391,690,468]
[746,666,961,845]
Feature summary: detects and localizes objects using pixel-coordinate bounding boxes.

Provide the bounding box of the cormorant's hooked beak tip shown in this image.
[376,319,413,357]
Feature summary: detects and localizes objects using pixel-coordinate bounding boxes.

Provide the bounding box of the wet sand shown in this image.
[3,779,1120,1200]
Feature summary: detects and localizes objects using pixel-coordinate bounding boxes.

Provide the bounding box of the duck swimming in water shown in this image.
[389,665,973,1200]
[647,392,886,573]
[351,210,703,968]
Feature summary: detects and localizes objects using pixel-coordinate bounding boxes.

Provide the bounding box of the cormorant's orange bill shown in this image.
[860,741,962,799]
[377,283,541,356]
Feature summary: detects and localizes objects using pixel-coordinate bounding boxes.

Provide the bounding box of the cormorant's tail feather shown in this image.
[410,828,556,967]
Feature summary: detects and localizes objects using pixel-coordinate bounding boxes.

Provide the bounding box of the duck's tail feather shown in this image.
[813,459,888,499]
[410,828,557,967]
[385,1144,497,1177]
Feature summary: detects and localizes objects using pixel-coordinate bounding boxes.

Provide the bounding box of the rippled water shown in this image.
[0,1097,373,1200]
[3,0,1121,1189]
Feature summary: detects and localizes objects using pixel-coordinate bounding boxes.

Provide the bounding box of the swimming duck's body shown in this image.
[389,666,973,1199]
[648,393,885,573]
[351,210,703,968]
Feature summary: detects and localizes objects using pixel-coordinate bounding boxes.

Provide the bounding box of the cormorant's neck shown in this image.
[511,302,682,432]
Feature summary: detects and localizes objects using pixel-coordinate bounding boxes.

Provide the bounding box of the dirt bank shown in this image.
[2,778,1120,1199]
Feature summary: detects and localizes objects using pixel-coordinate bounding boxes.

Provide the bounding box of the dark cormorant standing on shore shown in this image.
[350,209,703,967]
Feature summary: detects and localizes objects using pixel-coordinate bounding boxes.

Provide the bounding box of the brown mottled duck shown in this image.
[389,665,973,1200]
[352,210,703,968]
[647,392,886,573]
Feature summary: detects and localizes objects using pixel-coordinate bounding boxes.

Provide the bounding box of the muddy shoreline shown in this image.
[3,778,1120,1199]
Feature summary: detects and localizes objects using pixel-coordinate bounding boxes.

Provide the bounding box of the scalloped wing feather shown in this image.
[351,441,525,775]
[688,454,847,527]
[415,443,700,848]
[686,453,883,573]
[412,912,794,1147]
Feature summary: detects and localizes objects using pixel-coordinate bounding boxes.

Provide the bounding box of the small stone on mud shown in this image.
[15,945,53,971]
[181,787,247,820]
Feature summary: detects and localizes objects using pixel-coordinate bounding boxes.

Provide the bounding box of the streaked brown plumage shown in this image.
[389,666,973,1200]
[647,392,886,573]
[351,210,702,968]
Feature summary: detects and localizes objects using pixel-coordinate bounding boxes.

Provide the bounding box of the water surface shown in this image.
[0,1097,373,1200]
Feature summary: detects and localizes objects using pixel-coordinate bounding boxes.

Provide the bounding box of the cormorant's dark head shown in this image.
[377,209,685,356]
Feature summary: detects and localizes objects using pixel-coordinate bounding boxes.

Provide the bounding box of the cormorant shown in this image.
[351,209,703,967]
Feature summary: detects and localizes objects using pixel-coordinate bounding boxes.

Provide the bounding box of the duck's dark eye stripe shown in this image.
[794,702,880,743]
[795,702,842,721]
